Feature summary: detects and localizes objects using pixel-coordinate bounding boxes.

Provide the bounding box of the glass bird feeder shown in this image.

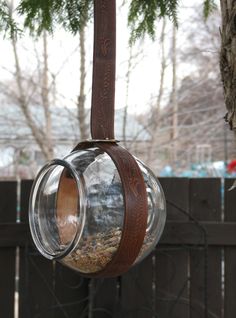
[28,0,166,278]
[29,145,166,276]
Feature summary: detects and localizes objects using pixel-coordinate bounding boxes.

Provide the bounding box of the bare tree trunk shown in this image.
[156,19,166,119]
[11,33,52,160]
[123,46,133,148]
[77,25,88,140]
[171,24,178,164]
[8,1,52,160]
[220,0,236,142]
[147,19,166,165]
[42,31,53,158]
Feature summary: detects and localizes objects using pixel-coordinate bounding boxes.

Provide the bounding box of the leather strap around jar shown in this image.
[73,0,148,277]
[94,143,148,277]
[91,0,116,140]
[74,141,148,278]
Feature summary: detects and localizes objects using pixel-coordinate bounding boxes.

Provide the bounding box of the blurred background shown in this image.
[0,0,235,179]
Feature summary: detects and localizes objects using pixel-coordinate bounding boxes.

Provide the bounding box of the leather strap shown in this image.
[73,142,148,278]
[91,0,116,140]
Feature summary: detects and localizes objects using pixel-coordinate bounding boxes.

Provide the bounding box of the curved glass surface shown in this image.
[29,147,166,274]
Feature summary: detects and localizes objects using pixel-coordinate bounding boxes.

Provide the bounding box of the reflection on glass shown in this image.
[29,147,166,274]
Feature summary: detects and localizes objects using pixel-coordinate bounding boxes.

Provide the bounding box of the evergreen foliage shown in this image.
[127,0,179,43]
[0,0,19,37]
[203,0,217,19]
[0,0,217,39]
[18,0,92,35]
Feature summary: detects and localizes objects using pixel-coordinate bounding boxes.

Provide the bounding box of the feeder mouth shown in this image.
[29,159,85,260]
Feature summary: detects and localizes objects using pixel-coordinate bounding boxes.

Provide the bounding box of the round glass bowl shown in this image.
[29,146,166,275]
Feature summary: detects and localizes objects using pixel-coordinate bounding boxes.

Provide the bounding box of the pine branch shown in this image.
[0,0,20,38]
[127,0,217,43]
[203,0,217,19]
[128,0,179,44]
[0,0,218,40]
[17,0,92,35]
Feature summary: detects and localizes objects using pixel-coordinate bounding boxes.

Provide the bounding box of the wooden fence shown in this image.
[0,178,235,318]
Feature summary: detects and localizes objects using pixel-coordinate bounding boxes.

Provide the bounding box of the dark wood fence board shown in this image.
[19,180,33,223]
[19,180,55,318]
[224,248,236,318]
[0,181,17,222]
[121,254,154,318]
[190,248,222,318]
[189,178,221,220]
[19,180,32,318]
[156,178,190,318]
[0,223,29,246]
[190,178,222,318]
[54,263,89,318]
[19,249,55,318]
[159,178,189,221]
[224,178,236,318]
[0,181,17,318]
[0,248,16,318]
[156,247,189,318]
[161,221,236,246]
[3,220,236,247]
[90,278,119,318]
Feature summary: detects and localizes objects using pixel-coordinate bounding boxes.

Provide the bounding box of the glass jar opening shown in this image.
[29,159,85,260]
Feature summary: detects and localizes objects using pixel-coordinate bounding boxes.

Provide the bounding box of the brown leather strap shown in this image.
[91,0,116,140]
[74,142,148,278]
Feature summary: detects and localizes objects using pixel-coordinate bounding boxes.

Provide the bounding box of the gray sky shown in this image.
[0,0,220,114]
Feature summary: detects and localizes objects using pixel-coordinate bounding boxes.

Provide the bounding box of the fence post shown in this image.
[120,254,154,318]
[19,180,55,318]
[189,178,222,318]
[224,178,236,317]
[0,181,17,318]
[156,178,190,318]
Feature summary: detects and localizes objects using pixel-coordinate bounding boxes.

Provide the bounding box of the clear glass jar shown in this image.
[29,146,166,275]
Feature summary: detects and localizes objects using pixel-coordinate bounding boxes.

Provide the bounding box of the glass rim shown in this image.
[29,158,86,260]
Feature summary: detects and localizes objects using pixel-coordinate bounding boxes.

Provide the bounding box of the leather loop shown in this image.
[91,0,116,140]
[73,142,148,278]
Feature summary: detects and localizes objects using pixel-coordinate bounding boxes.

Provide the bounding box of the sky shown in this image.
[0,0,221,115]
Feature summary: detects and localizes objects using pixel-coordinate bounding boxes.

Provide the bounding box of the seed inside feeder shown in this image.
[62,227,154,273]
[63,227,122,273]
